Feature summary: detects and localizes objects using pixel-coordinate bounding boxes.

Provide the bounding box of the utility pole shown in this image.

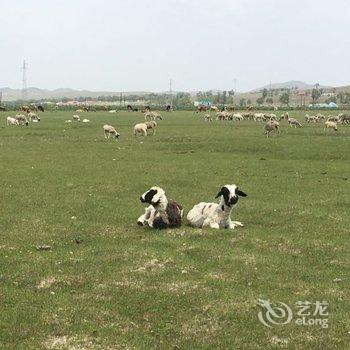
[169,78,173,108]
[21,60,27,101]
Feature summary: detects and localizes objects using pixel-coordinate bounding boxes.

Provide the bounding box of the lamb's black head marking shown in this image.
[216,184,247,207]
[235,187,247,197]
[140,189,158,204]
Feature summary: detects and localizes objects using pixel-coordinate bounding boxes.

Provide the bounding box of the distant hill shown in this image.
[0,87,151,101]
[251,80,331,92]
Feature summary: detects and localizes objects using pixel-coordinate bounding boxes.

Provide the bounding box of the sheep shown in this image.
[216,112,228,121]
[137,186,183,229]
[28,112,40,122]
[144,111,162,121]
[134,123,148,136]
[324,121,338,132]
[7,117,19,126]
[103,124,120,139]
[15,114,29,126]
[187,184,247,229]
[287,116,302,128]
[204,114,213,122]
[305,114,317,123]
[65,120,72,123]
[327,115,339,123]
[72,115,80,122]
[146,121,157,135]
[254,113,265,122]
[109,110,117,113]
[232,113,244,121]
[264,120,280,137]
[76,109,84,113]
[339,115,350,124]
[82,119,90,123]
[210,105,219,112]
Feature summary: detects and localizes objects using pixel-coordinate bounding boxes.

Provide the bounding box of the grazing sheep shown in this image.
[134,121,157,136]
[72,115,80,122]
[144,111,162,121]
[76,109,84,113]
[187,184,247,229]
[339,114,350,124]
[137,186,183,229]
[28,112,40,122]
[264,120,280,137]
[82,119,90,123]
[7,117,19,126]
[109,110,117,113]
[232,113,244,121]
[305,114,317,123]
[327,115,339,123]
[103,124,120,139]
[15,114,29,126]
[216,111,228,121]
[254,113,265,122]
[287,116,302,128]
[204,114,213,122]
[65,120,72,123]
[324,121,338,132]
[210,105,219,112]
[146,121,157,135]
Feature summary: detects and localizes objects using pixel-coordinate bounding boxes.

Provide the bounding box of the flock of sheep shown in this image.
[201,110,349,137]
[60,109,163,139]
[5,107,349,141]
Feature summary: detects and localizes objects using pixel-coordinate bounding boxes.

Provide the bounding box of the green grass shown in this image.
[0,110,349,349]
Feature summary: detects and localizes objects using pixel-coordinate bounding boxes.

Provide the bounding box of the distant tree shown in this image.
[311,89,322,103]
[239,98,246,108]
[256,97,264,105]
[325,96,337,104]
[262,88,268,99]
[266,97,273,104]
[247,99,252,105]
[224,91,228,104]
[279,92,290,105]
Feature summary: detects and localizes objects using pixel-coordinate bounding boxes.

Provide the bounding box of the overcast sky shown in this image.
[1,0,349,92]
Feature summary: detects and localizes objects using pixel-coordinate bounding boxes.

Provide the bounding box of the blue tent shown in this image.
[328,102,338,108]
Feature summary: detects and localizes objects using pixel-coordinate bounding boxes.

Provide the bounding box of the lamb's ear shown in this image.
[151,190,162,204]
[235,188,247,197]
[215,188,224,198]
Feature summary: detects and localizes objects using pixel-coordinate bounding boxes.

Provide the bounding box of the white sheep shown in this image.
[187,184,247,229]
[134,121,157,136]
[7,117,19,126]
[103,124,120,139]
[72,115,80,122]
[264,120,280,137]
[324,121,338,132]
[28,112,40,122]
[82,119,90,123]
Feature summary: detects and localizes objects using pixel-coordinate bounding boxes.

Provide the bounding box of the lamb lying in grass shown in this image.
[137,186,183,229]
[187,184,247,229]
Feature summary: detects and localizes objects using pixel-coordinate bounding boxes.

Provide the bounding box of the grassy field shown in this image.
[0,110,349,349]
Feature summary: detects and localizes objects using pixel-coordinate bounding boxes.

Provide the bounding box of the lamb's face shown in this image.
[215,184,247,207]
[140,186,165,206]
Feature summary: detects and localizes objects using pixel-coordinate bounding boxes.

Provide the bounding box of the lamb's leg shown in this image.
[203,219,219,229]
[232,220,244,227]
[137,205,155,226]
